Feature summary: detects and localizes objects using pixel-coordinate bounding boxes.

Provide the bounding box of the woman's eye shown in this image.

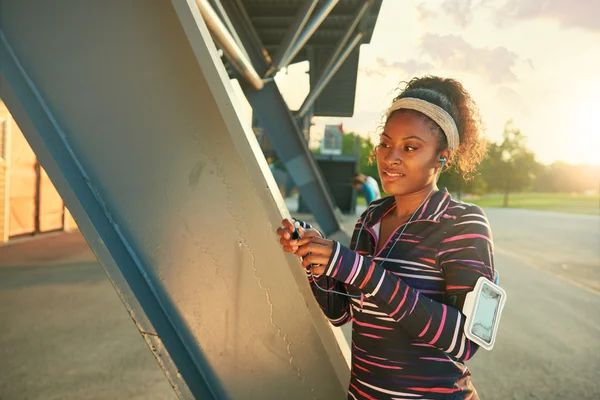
[378,143,390,149]
[404,146,418,152]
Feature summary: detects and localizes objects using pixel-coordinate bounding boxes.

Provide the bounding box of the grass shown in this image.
[356,192,600,215]
[356,196,367,206]
[464,192,599,215]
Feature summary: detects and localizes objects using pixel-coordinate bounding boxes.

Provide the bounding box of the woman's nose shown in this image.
[385,146,402,165]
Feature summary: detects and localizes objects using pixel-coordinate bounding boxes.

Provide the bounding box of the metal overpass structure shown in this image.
[0,0,382,398]
[212,0,382,237]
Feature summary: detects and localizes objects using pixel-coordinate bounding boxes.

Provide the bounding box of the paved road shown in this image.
[0,234,177,400]
[1,207,598,399]
[484,208,600,292]
[468,250,600,399]
[467,208,600,399]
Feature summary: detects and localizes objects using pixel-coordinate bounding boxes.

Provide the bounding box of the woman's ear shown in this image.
[438,150,452,171]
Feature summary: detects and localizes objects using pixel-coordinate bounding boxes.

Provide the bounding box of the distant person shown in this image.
[352,174,380,205]
[365,174,381,199]
[278,75,498,399]
[353,173,381,201]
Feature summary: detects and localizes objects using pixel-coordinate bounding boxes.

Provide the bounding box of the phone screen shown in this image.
[471,283,501,344]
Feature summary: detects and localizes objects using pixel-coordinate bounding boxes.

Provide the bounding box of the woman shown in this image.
[278,76,493,399]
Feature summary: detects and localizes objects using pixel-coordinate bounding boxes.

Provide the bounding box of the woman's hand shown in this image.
[276,219,322,254]
[295,237,335,275]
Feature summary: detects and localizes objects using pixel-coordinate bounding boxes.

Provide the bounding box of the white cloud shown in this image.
[359,58,434,77]
[414,1,600,32]
[419,34,519,84]
[415,0,482,28]
[441,0,475,28]
[415,3,439,22]
[496,0,600,31]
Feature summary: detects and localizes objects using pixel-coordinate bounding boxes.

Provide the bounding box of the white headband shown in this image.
[386,97,460,152]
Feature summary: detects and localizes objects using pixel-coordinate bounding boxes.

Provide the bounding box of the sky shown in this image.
[269,0,600,166]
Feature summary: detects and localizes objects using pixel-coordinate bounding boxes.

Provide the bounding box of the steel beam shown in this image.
[0,0,350,398]
[275,0,339,72]
[244,82,346,240]
[265,0,319,77]
[297,0,372,118]
[297,32,363,118]
[220,0,346,240]
[316,0,372,77]
[209,0,251,61]
[196,0,263,90]
[220,0,270,74]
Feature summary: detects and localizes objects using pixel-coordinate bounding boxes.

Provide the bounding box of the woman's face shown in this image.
[376,111,445,196]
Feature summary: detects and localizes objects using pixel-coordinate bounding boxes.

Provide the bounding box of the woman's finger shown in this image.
[296,243,331,258]
[276,227,292,240]
[279,237,297,246]
[282,219,295,231]
[296,236,332,247]
[298,226,322,239]
[282,245,298,253]
[310,265,326,275]
[302,254,330,268]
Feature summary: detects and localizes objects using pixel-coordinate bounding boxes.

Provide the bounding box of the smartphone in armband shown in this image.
[462,277,507,351]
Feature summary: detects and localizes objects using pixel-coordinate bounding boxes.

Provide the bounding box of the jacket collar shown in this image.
[364,187,453,228]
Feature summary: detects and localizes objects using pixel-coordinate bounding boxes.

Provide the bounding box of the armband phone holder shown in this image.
[462,276,507,351]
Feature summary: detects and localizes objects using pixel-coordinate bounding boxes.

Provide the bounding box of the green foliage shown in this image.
[441,120,542,204]
[341,133,358,156]
[437,167,487,196]
[349,134,380,187]
[533,162,600,193]
[488,121,538,200]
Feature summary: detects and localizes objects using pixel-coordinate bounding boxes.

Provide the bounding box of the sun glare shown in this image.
[569,89,600,165]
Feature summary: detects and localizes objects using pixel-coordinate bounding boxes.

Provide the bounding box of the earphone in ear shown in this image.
[439,157,447,170]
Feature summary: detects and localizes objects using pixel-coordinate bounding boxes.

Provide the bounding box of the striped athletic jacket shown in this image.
[302,188,494,399]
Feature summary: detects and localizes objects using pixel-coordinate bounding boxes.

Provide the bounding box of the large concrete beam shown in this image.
[0,0,349,398]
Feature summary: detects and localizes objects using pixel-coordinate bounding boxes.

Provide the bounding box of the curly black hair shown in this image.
[382,75,488,180]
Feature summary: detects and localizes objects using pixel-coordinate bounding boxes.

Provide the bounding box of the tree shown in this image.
[534,162,600,193]
[480,121,539,206]
[438,167,487,198]
[348,133,380,186]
